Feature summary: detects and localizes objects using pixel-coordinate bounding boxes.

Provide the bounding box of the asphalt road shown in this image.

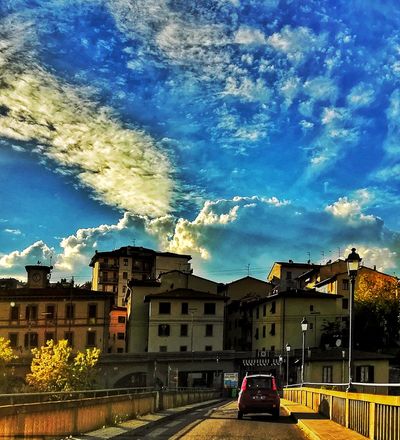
[112,400,307,440]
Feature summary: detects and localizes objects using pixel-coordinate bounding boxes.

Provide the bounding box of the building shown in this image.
[0,264,113,356]
[222,276,273,351]
[144,288,227,353]
[125,270,220,353]
[90,246,192,306]
[108,306,127,353]
[267,261,319,292]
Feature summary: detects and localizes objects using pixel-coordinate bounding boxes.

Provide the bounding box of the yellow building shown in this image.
[267,261,318,292]
[0,265,113,356]
[90,246,192,306]
[144,289,227,353]
[108,306,127,353]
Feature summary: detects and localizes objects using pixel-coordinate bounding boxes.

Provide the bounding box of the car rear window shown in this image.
[246,376,272,389]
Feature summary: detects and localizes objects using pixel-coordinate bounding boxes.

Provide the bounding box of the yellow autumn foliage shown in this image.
[26,339,100,392]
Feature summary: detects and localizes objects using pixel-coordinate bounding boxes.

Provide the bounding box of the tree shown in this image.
[0,337,18,392]
[26,339,100,392]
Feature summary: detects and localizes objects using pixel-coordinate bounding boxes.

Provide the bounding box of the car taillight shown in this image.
[241,377,247,391]
[272,377,277,391]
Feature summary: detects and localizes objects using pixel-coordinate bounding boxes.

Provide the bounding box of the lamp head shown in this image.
[286,343,291,352]
[346,248,362,277]
[301,316,308,332]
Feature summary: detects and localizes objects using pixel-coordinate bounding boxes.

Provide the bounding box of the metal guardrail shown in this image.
[0,386,211,406]
[284,381,400,389]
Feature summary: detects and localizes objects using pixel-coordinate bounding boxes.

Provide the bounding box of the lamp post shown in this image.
[285,343,291,386]
[301,317,308,385]
[346,247,362,392]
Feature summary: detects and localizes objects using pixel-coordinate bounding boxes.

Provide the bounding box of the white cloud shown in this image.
[304,76,338,102]
[234,26,266,45]
[267,25,326,64]
[325,196,375,224]
[344,245,397,273]
[347,83,375,108]
[0,241,53,271]
[4,229,22,235]
[221,77,271,102]
[0,26,174,217]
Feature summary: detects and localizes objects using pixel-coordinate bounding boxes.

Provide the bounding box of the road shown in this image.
[112,400,307,440]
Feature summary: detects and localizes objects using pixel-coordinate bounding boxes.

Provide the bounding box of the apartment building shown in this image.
[0,264,113,356]
[144,288,227,353]
[90,246,192,306]
[267,261,319,292]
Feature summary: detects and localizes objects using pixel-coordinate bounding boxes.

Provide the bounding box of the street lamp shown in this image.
[301,317,308,385]
[346,247,362,392]
[285,343,291,386]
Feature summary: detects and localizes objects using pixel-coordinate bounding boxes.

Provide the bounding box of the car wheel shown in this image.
[271,409,279,419]
[237,411,243,420]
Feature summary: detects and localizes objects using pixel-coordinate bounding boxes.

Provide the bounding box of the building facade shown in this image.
[90,246,192,306]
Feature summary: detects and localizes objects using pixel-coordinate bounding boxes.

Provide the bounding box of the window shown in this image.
[310,305,314,312]
[117,332,125,340]
[205,324,213,337]
[256,307,259,319]
[44,332,54,342]
[246,376,272,390]
[322,366,333,383]
[64,331,74,347]
[123,258,128,266]
[181,302,189,314]
[270,302,276,314]
[180,324,188,337]
[122,286,126,293]
[26,305,38,321]
[255,328,259,340]
[117,348,124,353]
[263,304,266,317]
[118,316,126,324]
[8,333,18,348]
[286,271,292,280]
[180,345,187,352]
[356,366,374,383]
[66,304,75,320]
[45,305,55,320]
[159,346,167,352]
[262,325,266,338]
[270,345,275,352]
[309,323,314,330]
[270,323,276,336]
[87,331,96,347]
[10,305,19,322]
[158,324,170,337]
[204,303,216,315]
[205,345,212,351]
[24,332,38,348]
[122,271,128,279]
[342,298,349,309]
[342,279,349,290]
[159,302,171,314]
[88,304,97,323]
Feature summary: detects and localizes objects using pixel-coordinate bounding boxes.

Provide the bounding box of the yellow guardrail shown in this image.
[283,387,400,440]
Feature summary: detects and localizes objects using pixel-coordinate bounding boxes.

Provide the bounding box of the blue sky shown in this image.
[1,0,400,283]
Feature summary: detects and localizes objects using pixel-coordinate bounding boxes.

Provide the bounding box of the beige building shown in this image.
[251,290,346,355]
[0,265,113,356]
[90,246,192,306]
[125,270,220,353]
[144,289,227,353]
[267,261,318,292]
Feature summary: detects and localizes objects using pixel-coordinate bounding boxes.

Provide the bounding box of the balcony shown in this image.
[99,278,118,284]
[99,263,119,269]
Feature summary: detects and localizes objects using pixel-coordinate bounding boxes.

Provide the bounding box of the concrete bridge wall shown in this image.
[0,389,219,439]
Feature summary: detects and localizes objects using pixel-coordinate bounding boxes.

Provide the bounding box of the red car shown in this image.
[237,374,280,420]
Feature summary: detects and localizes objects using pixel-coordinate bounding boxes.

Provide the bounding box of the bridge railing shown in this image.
[0,387,220,438]
[283,386,400,440]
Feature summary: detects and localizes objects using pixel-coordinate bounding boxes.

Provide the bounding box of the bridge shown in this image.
[1,385,400,439]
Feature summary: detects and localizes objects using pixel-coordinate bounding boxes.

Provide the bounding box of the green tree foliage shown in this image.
[26,339,100,392]
[0,337,19,392]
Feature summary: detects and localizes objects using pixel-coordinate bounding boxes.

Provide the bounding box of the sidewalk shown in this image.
[281,399,367,440]
[70,398,368,440]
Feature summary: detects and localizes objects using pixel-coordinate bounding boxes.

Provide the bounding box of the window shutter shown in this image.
[368,366,374,383]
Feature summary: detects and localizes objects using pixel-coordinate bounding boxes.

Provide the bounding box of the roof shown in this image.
[254,289,342,306]
[159,270,219,285]
[0,287,114,301]
[225,276,271,287]
[89,246,191,266]
[314,275,337,288]
[305,348,394,362]
[144,288,228,302]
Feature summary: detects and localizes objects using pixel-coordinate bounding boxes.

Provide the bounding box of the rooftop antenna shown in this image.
[307,252,311,264]
[338,247,341,259]
[321,250,325,263]
[133,239,136,246]
[247,264,250,276]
